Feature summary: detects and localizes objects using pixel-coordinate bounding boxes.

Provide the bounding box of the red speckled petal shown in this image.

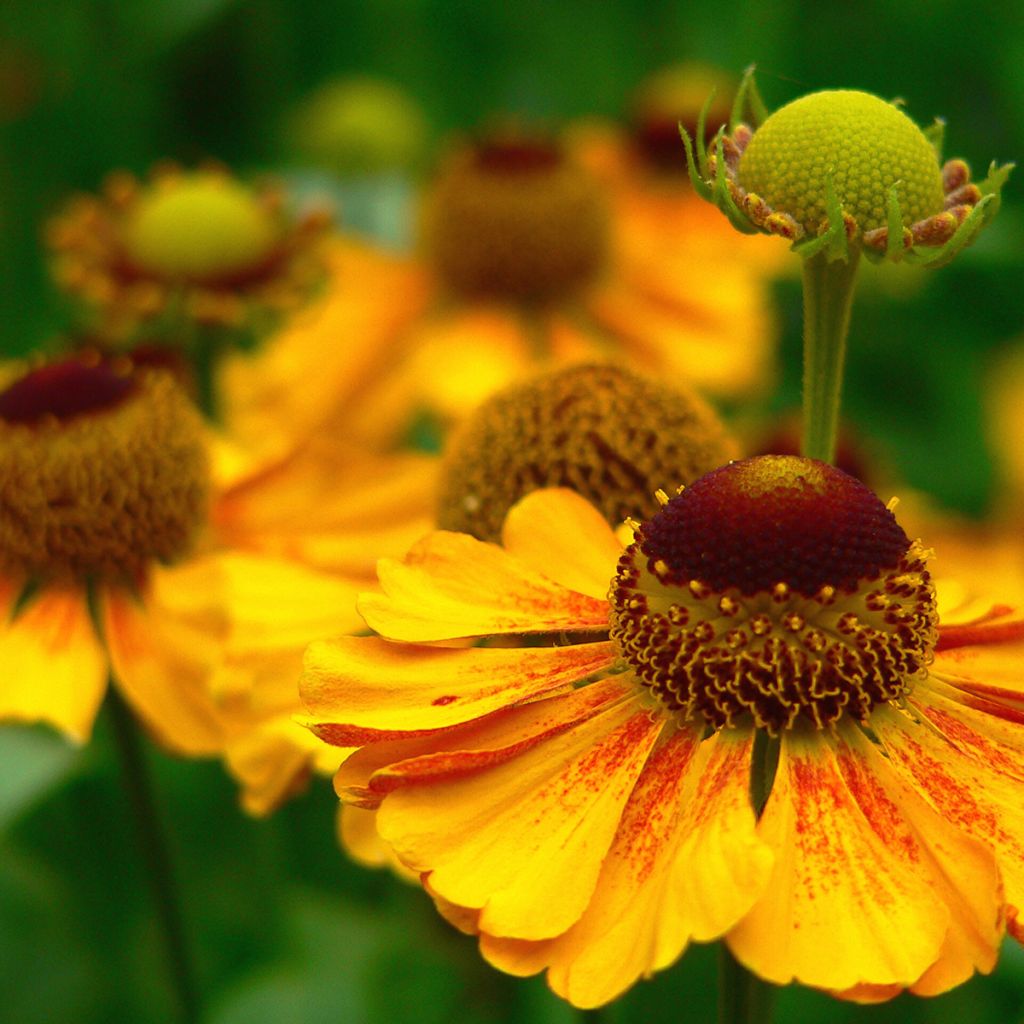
[376,693,664,941]
[358,530,610,641]
[727,723,1002,992]
[482,728,772,1008]
[302,636,616,741]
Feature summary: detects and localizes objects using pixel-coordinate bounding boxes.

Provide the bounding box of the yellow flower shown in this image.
[302,456,1024,1007]
[0,352,433,817]
[46,163,330,342]
[228,128,780,456]
[0,353,226,749]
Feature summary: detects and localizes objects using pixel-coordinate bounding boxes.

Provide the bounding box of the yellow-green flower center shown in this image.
[0,357,209,583]
[609,456,937,732]
[737,90,945,234]
[122,172,281,281]
[424,137,610,301]
[437,363,737,542]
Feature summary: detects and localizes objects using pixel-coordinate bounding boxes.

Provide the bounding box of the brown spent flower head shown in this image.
[422,132,611,301]
[0,353,209,583]
[46,163,331,340]
[437,362,737,541]
[682,70,1011,266]
[609,455,937,733]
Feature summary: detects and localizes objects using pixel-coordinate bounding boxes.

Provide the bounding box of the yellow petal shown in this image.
[727,723,1001,991]
[303,635,616,739]
[214,446,436,581]
[376,691,664,940]
[934,628,1024,709]
[102,564,229,756]
[359,531,610,641]
[338,805,418,880]
[876,693,1024,945]
[501,489,623,601]
[331,676,630,810]
[0,584,107,742]
[220,239,430,469]
[483,727,773,1008]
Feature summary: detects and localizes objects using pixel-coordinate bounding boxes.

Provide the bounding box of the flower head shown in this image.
[423,131,611,302]
[0,353,208,584]
[303,457,1024,1007]
[437,362,736,541]
[0,353,226,747]
[683,68,1012,266]
[47,164,330,341]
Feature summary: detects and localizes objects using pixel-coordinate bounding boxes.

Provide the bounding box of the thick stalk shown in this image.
[107,687,200,1023]
[800,250,861,464]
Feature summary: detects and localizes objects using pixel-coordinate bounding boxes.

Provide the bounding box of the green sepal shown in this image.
[792,172,850,262]
[884,184,906,262]
[924,118,946,160]
[905,194,994,269]
[978,160,1014,201]
[711,132,761,235]
[678,123,713,200]
[730,65,768,131]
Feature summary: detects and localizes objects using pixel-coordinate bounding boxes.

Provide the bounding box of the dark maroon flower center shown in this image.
[637,455,910,597]
[0,358,138,425]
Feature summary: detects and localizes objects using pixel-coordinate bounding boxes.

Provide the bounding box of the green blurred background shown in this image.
[2,1,1023,1021]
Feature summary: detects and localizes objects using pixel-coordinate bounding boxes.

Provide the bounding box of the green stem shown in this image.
[718,945,776,1024]
[106,686,201,1023]
[800,249,861,464]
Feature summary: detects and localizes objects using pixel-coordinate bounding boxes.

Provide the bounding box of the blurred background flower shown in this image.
[2,1,1024,1022]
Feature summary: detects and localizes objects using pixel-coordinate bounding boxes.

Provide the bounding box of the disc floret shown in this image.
[682,68,1012,267]
[609,456,937,732]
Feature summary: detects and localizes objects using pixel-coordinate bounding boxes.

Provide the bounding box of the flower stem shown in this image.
[106,686,201,1023]
[800,250,861,464]
[718,944,776,1024]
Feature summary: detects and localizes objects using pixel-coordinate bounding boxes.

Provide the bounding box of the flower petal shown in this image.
[875,694,1024,943]
[482,727,773,1008]
[102,564,229,756]
[303,635,616,740]
[338,805,418,880]
[376,690,664,940]
[727,723,1002,991]
[333,676,632,807]
[0,585,107,742]
[213,446,436,581]
[933,630,1024,709]
[501,489,624,601]
[358,531,610,641]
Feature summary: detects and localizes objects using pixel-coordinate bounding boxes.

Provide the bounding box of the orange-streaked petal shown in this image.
[358,531,610,641]
[875,696,1024,942]
[332,676,633,808]
[376,693,664,940]
[482,728,772,1008]
[303,635,616,740]
[102,564,229,756]
[727,723,1002,992]
[501,489,623,601]
[933,631,1024,709]
[0,586,107,742]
